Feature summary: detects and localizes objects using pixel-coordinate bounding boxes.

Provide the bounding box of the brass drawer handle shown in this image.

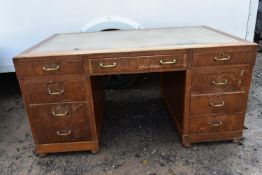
[56,129,71,136]
[212,80,228,86]
[214,56,231,61]
[42,65,60,71]
[210,101,225,107]
[99,62,117,68]
[160,59,176,65]
[208,121,222,127]
[48,89,64,95]
[52,110,68,117]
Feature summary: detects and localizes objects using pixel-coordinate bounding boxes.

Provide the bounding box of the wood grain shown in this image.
[14,56,83,79]
[188,114,244,134]
[192,50,256,67]
[190,92,246,116]
[36,141,99,154]
[89,54,187,75]
[191,68,249,94]
[23,77,87,104]
[29,102,92,144]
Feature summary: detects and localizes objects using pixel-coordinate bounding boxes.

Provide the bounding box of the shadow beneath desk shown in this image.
[101,73,178,149]
[0,73,20,97]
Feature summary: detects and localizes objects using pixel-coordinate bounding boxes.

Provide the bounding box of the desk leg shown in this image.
[91,147,100,154]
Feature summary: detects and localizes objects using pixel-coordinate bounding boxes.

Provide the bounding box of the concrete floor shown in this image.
[0,53,261,175]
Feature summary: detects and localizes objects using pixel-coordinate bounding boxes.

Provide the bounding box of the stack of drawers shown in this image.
[14,56,96,155]
[185,49,256,145]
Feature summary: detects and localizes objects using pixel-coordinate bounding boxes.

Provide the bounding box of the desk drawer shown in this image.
[191,69,249,94]
[190,93,245,116]
[192,51,255,67]
[29,102,92,144]
[189,114,243,134]
[24,78,87,104]
[15,59,83,78]
[147,54,187,71]
[88,57,143,75]
[88,54,187,75]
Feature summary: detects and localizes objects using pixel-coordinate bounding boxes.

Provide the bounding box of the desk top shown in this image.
[17,26,255,58]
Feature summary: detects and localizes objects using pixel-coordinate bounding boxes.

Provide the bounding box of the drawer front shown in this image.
[147,54,187,71]
[190,93,245,116]
[191,69,249,94]
[88,54,187,75]
[15,59,83,77]
[29,102,92,144]
[24,78,87,104]
[189,114,244,134]
[192,51,255,67]
[89,57,145,75]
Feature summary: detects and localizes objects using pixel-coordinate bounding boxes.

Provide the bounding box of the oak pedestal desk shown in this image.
[13,26,257,156]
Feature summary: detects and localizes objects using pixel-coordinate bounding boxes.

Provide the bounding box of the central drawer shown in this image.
[23,77,87,104]
[88,54,187,75]
[29,102,92,144]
